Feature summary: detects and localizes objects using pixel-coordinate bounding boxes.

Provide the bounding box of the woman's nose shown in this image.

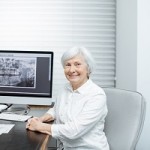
[69,65,76,73]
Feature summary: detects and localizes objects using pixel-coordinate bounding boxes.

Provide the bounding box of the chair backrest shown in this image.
[103,88,146,150]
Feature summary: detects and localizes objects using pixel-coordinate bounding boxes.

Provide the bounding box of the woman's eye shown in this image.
[76,63,81,66]
[65,63,70,67]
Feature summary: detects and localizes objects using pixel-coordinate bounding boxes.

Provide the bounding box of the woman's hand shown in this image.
[26,117,52,135]
[26,117,41,131]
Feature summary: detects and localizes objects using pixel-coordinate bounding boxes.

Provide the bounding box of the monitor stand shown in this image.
[6,104,30,115]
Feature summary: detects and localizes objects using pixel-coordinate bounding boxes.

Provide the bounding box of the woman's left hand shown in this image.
[26,117,42,131]
[26,117,52,135]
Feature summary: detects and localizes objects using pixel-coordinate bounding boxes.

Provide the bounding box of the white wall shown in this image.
[116,0,137,90]
[136,0,150,149]
[116,0,150,149]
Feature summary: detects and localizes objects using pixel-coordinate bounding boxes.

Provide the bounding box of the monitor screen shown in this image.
[0,50,53,105]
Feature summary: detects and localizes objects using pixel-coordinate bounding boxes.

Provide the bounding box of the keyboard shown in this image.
[0,113,32,122]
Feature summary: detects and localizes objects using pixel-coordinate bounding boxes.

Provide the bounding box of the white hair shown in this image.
[61,47,95,76]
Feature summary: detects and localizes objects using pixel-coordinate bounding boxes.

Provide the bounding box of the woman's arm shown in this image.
[39,113,54,122]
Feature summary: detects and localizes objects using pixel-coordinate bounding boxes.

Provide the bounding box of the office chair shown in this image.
[103,88,146,150]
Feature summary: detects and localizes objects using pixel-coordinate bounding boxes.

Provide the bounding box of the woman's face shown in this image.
[64,55,89,90]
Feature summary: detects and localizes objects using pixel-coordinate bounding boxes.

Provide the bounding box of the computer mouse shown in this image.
[0,104,8,111]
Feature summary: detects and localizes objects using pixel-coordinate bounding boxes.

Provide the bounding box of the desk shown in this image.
[0,105,57,150]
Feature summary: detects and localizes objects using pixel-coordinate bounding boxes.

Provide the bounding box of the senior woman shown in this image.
[26,47,109,150]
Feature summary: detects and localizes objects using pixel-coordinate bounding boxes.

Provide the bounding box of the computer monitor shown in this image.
[0,50,53,106]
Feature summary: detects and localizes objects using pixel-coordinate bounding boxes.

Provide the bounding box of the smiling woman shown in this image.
[26,47,110,150]
[62,47,93,90]
[63,55,89,90]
